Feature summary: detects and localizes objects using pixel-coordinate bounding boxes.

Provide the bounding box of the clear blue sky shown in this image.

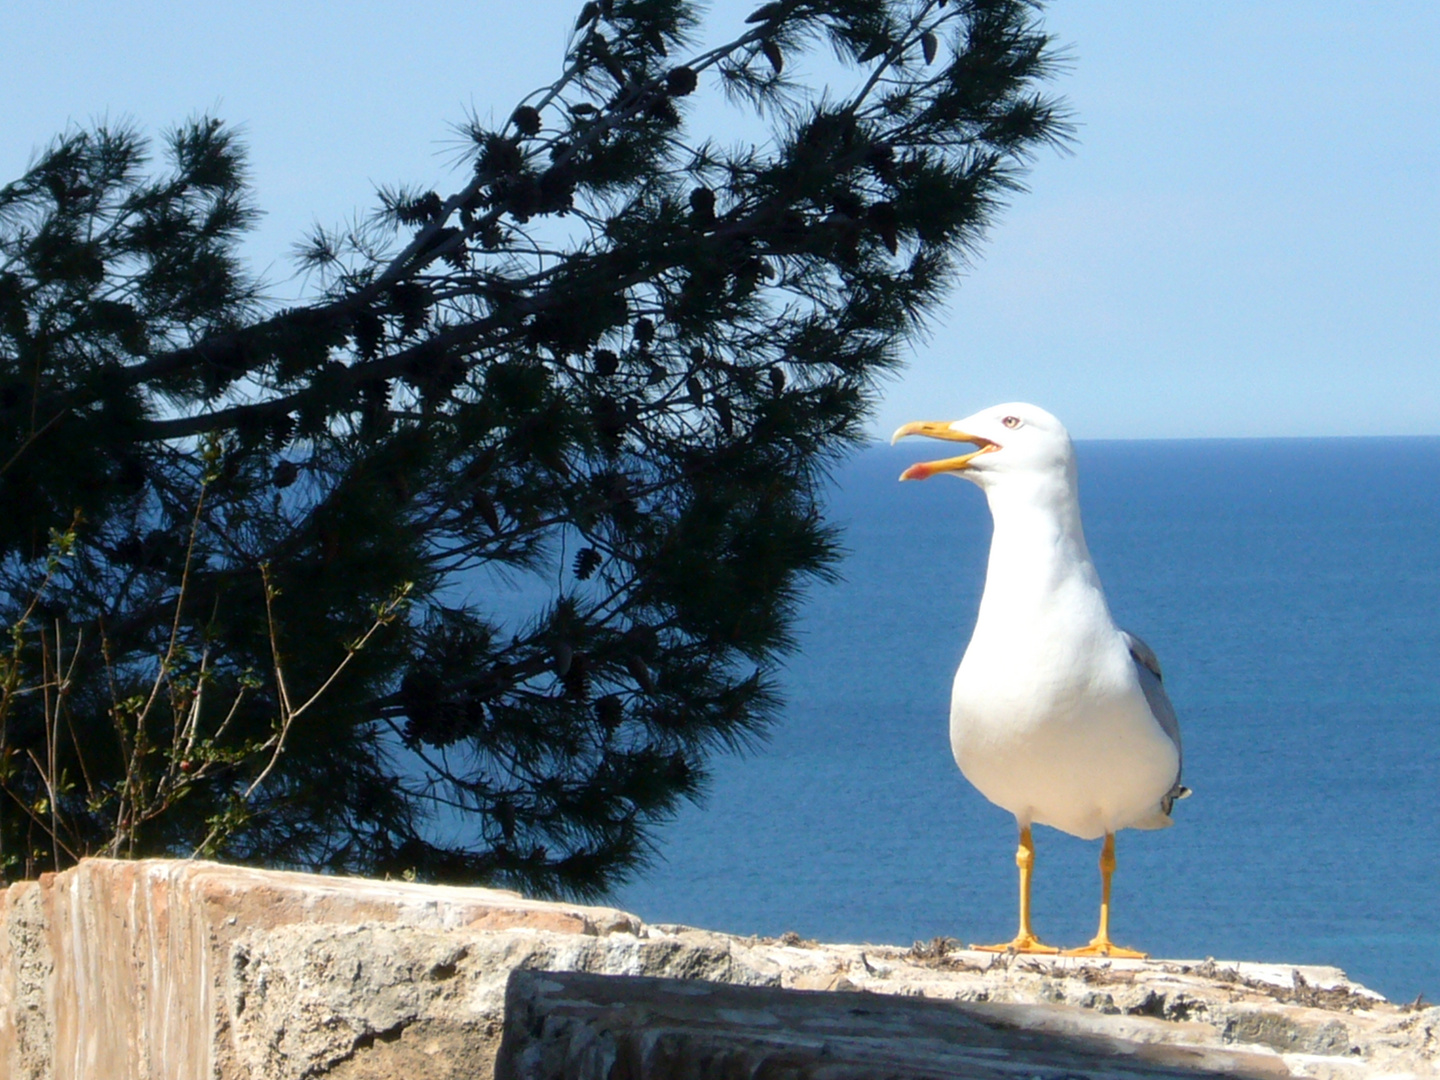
[3,2,1436,438]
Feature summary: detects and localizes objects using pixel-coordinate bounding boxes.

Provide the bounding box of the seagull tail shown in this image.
[1130,784,1192,831]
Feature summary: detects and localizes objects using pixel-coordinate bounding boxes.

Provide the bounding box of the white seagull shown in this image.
[894,402,1188,957]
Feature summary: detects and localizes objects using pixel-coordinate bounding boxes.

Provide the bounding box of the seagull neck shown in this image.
[979,472,1100,604]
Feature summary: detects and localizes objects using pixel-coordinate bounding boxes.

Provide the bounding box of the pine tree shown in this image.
[0,0,1066,894]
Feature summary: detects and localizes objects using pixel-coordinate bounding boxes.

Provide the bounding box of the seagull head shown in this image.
[891,402,1073,487]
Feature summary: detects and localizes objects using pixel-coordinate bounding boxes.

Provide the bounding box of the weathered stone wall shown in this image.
[0,859,1434,1078]
[0,859,643,1079]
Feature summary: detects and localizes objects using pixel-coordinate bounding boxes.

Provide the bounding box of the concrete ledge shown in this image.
[495,968,1292,1078]
[0,859,639,1079]
[0,859,1434,1078]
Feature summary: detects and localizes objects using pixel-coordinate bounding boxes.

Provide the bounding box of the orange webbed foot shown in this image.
[972,932,1061,955]
[1062,937,1148,959]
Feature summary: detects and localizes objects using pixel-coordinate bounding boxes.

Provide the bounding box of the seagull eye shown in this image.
[1001,415,1022,429]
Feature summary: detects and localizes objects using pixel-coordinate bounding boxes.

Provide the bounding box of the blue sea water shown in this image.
[613,438,1440,1004]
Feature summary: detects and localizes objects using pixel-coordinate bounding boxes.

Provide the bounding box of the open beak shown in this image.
[891,420,999,481]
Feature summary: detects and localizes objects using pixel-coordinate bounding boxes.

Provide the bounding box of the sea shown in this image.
[611,437,1440,1004]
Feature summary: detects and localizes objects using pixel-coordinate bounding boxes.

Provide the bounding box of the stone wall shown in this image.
[0,859,1434,1078]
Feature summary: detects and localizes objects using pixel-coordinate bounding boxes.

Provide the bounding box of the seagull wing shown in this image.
[1121,629,1190,818]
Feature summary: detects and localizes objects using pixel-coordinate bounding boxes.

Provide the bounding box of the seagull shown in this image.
[893,402,1188,958]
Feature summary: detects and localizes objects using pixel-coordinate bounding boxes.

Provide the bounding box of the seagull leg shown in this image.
[1064,832,1148,958]
[973,825,1059,954]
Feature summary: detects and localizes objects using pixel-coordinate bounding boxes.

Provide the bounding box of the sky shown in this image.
[2,2,1436,439]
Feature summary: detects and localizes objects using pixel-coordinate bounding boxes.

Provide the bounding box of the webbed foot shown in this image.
[973,933,1060,955]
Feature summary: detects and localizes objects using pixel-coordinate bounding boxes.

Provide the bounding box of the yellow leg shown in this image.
[973,825,1059,954]
[1063,832,1147,958]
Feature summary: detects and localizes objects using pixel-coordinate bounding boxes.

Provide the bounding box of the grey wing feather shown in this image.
[1121,629,1190,816]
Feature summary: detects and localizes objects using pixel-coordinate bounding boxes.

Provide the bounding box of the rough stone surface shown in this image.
[497,968,1296,1078]
[0,880,53,1080]
[0,859,640,1080]
[0,859,1434,1078]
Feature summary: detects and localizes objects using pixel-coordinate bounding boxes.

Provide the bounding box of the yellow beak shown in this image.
[891,420,999,480]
